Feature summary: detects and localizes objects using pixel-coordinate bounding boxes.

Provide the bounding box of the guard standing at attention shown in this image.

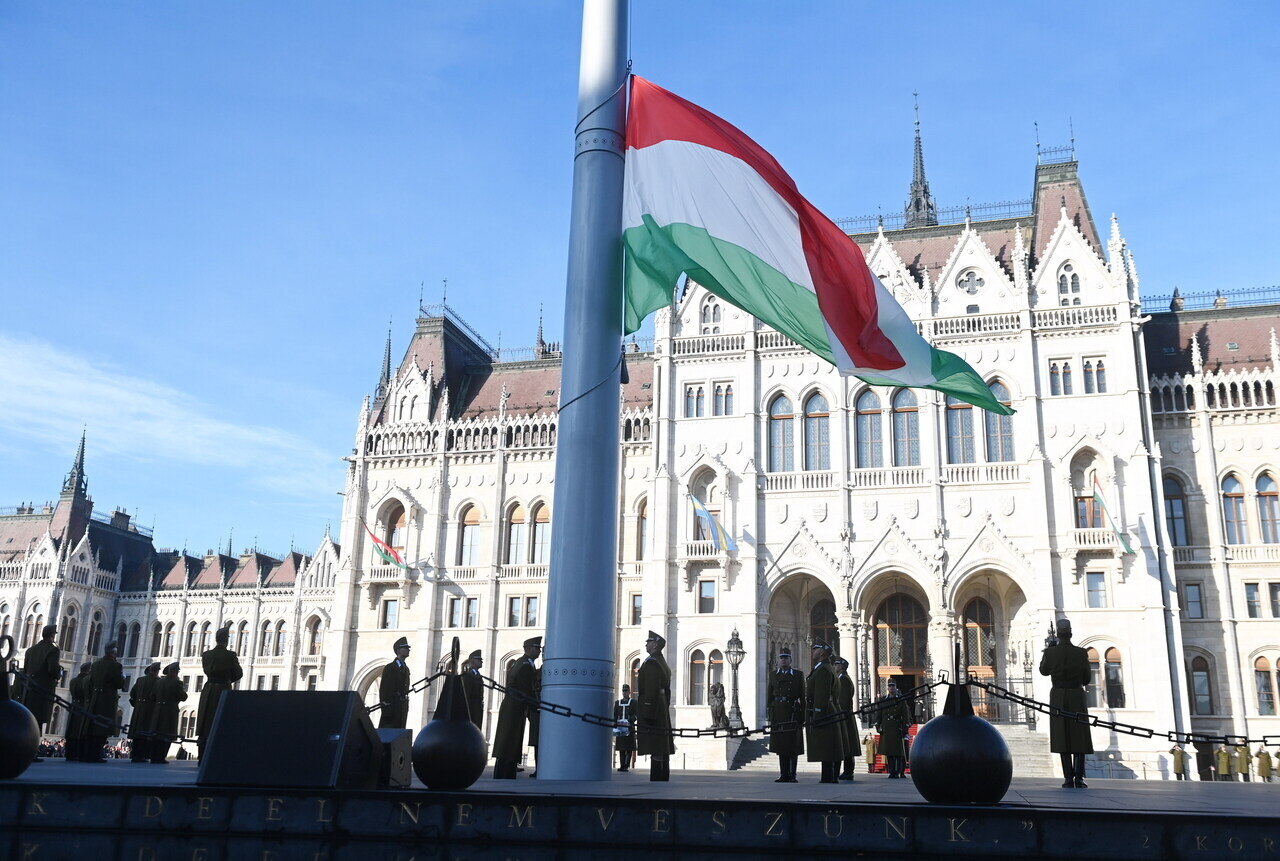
[379,637,412,729]
[1215,745,1231,780]
[1256,746,1274,782]
[875,679,912,778]
[766,648,804,783]
[128,662,161,762]
[833,657,859,781]
[1038,617,1094,788]
[492,636,541,779]
[637,630,674,782]
[1234,743,1251,781]
[64,662,92,762]
[197,626,243,757]
[149,662,187,764]
[21,624,62,741]
[1169,744,1190,781]
[805,640,844,784]
[461,649,485,730]
[85,642,127,763]
[614,684,637,772]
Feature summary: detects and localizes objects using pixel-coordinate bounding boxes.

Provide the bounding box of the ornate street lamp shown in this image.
[725,628,746,729]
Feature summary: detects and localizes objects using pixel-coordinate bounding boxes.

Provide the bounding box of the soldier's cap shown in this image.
[468,649,482,660]
[146,662,161,674]
[523,636,543,649]
[621,684,631,691]
[645,630,666,647]
[79,662,92,672]
[777,648,792,658]
[103,641,119,654]
[393,636,410,650]
[1055,617,1072,636]
[41,623,57,638]
[810,639,831,652]
[215,626,231,641]
[164,662,181,674]
[832,656,848,667]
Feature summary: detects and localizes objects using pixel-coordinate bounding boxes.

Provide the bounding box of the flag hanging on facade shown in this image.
[622,76,1012,416]
[690,495,737,552]
[1092,475,1135,555]
[362,520,410,569]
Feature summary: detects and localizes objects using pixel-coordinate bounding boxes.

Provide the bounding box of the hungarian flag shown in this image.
[622,76,1012,415]
[1092,475,1135,555]
[363,521,409,570]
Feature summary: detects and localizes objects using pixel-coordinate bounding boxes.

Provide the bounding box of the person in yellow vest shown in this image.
[1255,747,1273,783]
[1168,744,1189,781]
[1234,744,1251,782]
[1215,745,1231,781]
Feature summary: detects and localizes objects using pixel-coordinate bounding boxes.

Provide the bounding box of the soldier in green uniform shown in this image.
[875,679,912,778]
[1169,744,1190,781]
[1234,743,1251,781]
[84,642,126,763]
[128,662,161,762]
[613,684,637,772]
[1256,746,1273,783]
[636,630,674,782]
[766,648,804,783]
[833,657,860,780]
[64,662,92,762]
[1038,617,1094,788]
[461,649,486,731]
[492,636,540,779]
[197,625,243,757]
[21,624,62,743]
[805,640,845,784]
[1215,745,1231,780]
[149,662,188,763]
[379,637,412,729]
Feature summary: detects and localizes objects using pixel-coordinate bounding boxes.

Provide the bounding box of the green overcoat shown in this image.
[805,661,846,762]
[378,659,411,729]
[462,668,485,730]
[636,653,675,756]
[766,668,805,755]
[65,671,91,741]
[21,640,62,727]
[874,694,912,758]
[127,675,158,742]
[150,675,188,742]
[1038,640,1095,754]
[836,674,859,759]
[86,654,126,737]
[492,657,537,762]
[196,645,244,741]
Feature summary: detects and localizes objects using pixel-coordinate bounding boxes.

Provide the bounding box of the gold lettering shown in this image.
[823,812,843,839]
[509,805,535,829]
[883,816,907,841]
[595,808,615,831]
[399,802,421,825]
[142,795,164,818]
[455,803,472,827]
[27,793,47,816]
[1229,837,1243,852]
[764,812,784,837]
[711,810,727,835]
[1195,836,1208,850]
[316,799,332,824]
[265,798,284,822]
[652,809,670,834]
[196,797,214,820]
[948,819,970,843]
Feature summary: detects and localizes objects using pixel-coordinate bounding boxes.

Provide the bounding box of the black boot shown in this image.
[1060,753,1075,788]
[775,756,789,783]
[650,756,669,782]
[788,755,799,782]
[820,761,837,784]
[839,757,853,780]
[1073,754,1088,788]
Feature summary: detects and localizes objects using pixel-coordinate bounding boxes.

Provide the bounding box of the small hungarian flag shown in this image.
[363,521,409,569]
[622,76,1012,416]
[1092,475,1135,555]
[691,495,737,552]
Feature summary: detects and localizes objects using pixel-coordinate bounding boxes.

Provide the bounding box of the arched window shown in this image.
[274,620,286,657]
[408,396,416,420]
[306,617,323,656]
[712,305,722,323]
[198,621,211,655]
[1083,361,1095,394]
[86,611,103,656]
[184,622,198,658]
[630,657,642,697]
[1104,647,1125,708]
[458,505,481,566]
[689,649,707,705]
[873,594,928,692]
[804,392,831,471]
[855,390,882,468]
[1256,657,1277,716]
[384,503,406,555]
[1163,477,1190,546]
[892,389,919,467]
[636,500,648,561]
[1062,361,1074,395]
[0,604,9,642]
[506,505,528,565]
[684,386,696,417]
[724,384,734,415]
[1222,475,1248,544]
[984,381,1014,461]
[946,395,975,464]
[127,623,140,658]
[695,386,705,417]
[1257,473,1279,544]
[1086,648,1101,708]
[1050,362,1061,396]
[236,621,249,655]
[259,621,272,657]
[22,604,43,649]
[1058,270,1070,296]
[708,649,724,690]
[714,385,725,416]
[59,606,78,651]
[1095,360,1107,393]
[531,504,551,564]
[767,395,794,472]
[162,622,175,657]
[1190,656,1214,715]
[810,600,838,650]
[116,623,127,652]
[150,622,163,658]
[962,598,996,672]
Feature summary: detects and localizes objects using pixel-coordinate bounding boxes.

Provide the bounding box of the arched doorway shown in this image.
[873,593,929,696]
[952,569,1034,724]
[767,573,838,671]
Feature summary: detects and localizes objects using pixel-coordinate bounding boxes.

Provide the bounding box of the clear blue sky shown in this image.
[2,1,1277,557]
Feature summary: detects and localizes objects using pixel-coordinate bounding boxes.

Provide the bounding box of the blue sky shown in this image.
[2,1,1277,557]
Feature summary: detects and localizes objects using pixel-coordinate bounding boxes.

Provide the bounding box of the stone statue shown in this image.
[708,682,729,729]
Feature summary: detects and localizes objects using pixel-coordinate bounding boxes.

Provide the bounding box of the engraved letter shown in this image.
[136,850,157,861]
[711,810,727,835]
[27,793,47,817]
[399,802,421,825]
[509,805,535,829]
[1228,837,1243,852]
[21,845,40,861]
[196,797,214,820]
[455,804,472,827]
[191,850,209,861]
[1262,837,1274,853]
[652,809,671,833]
[823,812,844,839]
[764,812,784,837]
[948,819,970,842]
[143,795,164,818]
[316,799,332,824]
[883,816,907,841]
[1195,836,1207,850]
[265,798,284,822]
[595,808,615,831]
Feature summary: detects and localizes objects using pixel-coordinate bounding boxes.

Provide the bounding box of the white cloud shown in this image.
[0,333,340,499]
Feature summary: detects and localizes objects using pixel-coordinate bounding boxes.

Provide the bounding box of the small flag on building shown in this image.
[363,521,410,569]
[690,495,737,552]
[1092,475,1135,555]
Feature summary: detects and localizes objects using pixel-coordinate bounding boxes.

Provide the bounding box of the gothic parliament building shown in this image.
[3,130,1278,777]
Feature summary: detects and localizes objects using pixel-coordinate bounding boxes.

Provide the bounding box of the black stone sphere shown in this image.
[909,684,1012,804]
[411,674,488,790]
[0,636,39,779]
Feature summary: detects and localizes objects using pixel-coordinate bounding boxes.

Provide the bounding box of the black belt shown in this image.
[1052,684,1083,690]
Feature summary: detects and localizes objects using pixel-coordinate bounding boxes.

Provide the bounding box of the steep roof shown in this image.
[1145,305,1279,376]
[852,218,1024,283]
[455,352,655,420]
[265,551,307,587]
[0,511,52,563]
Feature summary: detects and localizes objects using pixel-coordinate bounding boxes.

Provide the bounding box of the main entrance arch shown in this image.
[872,593,930,697]
[767,573,838,671]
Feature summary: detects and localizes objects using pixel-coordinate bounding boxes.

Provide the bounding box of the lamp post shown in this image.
[725,628,746,729]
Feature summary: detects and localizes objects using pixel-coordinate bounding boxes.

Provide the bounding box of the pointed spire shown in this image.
[1270,328,1279,370]
[62,428,88,496]
[535,304,547,359]
[1012,222,1029,295]
[376,322,392,399]
[903,93,938,228]
[1109,213,1122,247]
[1170,287,1184,312]
[1190,332,1203,374]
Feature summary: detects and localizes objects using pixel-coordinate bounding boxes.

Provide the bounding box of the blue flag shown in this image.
[690,495,737,552]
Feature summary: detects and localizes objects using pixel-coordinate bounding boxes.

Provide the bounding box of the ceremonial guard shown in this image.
[1215,745,1231,780]
[805,640,845,784]
[461,649,485,730]
[85,642,126,763]
[1234,743,1251,781]
[64,662,92,761]
[149,662,187,763]
[21,624,61,741]
[766,648,804,783]
[1038,617,1094,788]
[874,680,912,778]
[1256,747,1273,783]
[379,637,412,729]
[636,630,674,781]
[1169,744,1190,781]
[492,636,540,779]
[833,657,859,780]
[128,662,161,762]
[197,625,243,757]
[613,684,637,771]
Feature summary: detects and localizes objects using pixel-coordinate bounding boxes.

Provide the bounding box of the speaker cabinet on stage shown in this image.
[196,691,383,789]
[376,728,413,789]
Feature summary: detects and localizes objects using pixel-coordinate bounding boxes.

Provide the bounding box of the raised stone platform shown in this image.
[1,760,1276,860]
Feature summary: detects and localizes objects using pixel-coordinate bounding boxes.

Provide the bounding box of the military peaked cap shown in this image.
[164,662,181,674]
[777,648,792,658]
[103,641,119,654]
[146,662,162,674]
[79,662,92,672]
[832,656,848,667]
[810,639,831,652]
[523,636,543,649]
[646,630,666,648]
[393,636,410,650]
[468,649,482,660]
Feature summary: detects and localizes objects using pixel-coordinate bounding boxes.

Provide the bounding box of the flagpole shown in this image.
[538,0,629,781]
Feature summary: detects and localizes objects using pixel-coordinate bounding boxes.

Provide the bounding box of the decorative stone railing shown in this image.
[442,566,481,581]
[1032,305,1119,329]
[942,463,1024,484]
[1226,544,1280,563]
[683,540,720,559]
[1171,546,1210,564]
[672,333,746,355]
[498,564,549,580]
[848,466,928,488]
[366,565,416,583]
[1072,528,1116,549]
[927,312,1021,338]
[764,471,835,491]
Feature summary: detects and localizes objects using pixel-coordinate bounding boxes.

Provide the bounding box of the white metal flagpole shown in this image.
[537,0,629,781]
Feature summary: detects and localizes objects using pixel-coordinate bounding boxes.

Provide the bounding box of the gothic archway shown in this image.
[873,593,929,696]
[766,573,837,672]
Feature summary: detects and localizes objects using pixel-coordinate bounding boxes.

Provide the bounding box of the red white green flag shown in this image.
[622,76,1012,415]
[363,521,409,570]
[1092,475,1136,555]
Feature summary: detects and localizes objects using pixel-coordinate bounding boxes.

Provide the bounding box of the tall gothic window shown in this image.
[855,390,882,468]
[306,616,323,656]
[962,598,996,672]
[150,622,163,658]
[714,385,726,416]
[1190,656,1214,715]
[531,504,551,564]
[198,621,211,654]
[803,392,830,471]
[684,386,696,417]
[768,395,794,472]
[1049,363,1062,396]
[1256,657,1277,716]
[274,620,286,657]
[384,503,406,555]
[945,396,975,464]
[636,499,648,561]
[1095,360,1107,393]
[458,505,481,566]
[724,384,734,415]
[185,622,198,658]
[1104,648,1125,708]
[1083,361,1096,394]
[1062,361,1074,395]
[162,622,175,657]
[86,611,103,656]
[984,381,1014,461]
[1163,477,1190,546]
[1257,473,1279,544]
[127,623,140,658]
[695,386,706,417]
[891,389,919,466]
[236,621,249,655]
[506,505,528,565]
[59,606,77,651]
[1222,475,1248,544]
[873,594,928,689]
[689,649,707,705]
[1086,648,1101,708]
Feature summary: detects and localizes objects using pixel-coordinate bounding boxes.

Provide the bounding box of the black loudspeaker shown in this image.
[197,691,383,789]
[376,728,413,788]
